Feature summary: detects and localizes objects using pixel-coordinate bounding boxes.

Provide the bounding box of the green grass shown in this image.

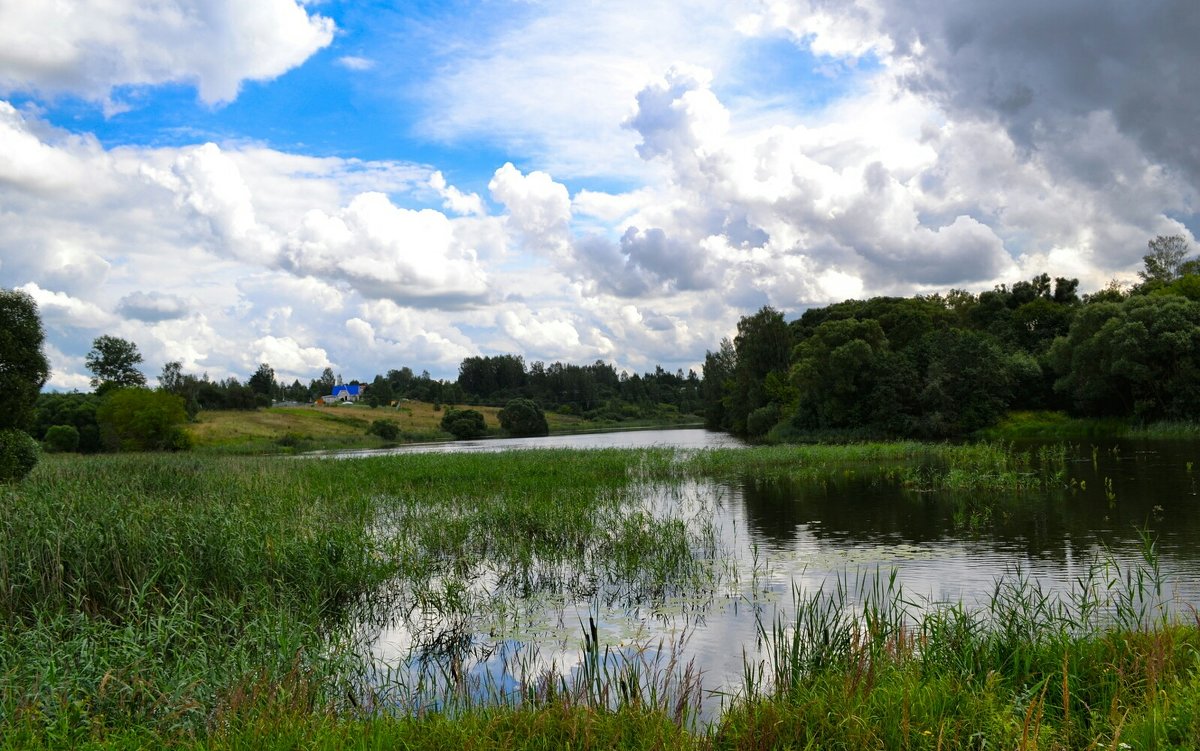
[3,445,1198,749]
[980,410,1200,441]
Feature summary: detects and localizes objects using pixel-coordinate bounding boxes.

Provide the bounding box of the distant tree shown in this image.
[32,393,102,452]
[729,306,791,436]
[97,388,191,451]
[365,374,394,407]
[498,398,549,437]
[158,360,201,418]
[0,288,50,482]
[43,424,80,453]
[86,335,146,390]
[701,338,736,430]
[440,408,487,439]
[248,363,275,398]
[246,362,275,407]
[1139,235,1192,285]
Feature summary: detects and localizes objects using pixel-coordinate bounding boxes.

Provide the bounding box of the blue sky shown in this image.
[1,0,1196,389]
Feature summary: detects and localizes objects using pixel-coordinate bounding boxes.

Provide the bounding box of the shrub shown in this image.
[96,388,192,452]
[0,429,40,482]
[43,424,80,453]
[440,408,487,439]
[746,404,781,438]
[368,419,401,441]
[497,399,549,437]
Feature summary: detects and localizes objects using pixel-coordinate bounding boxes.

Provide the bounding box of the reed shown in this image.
[3,446,1197,749]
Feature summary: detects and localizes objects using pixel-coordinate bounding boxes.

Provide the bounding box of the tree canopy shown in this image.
[0,288,50,432]
[0,289,49,482]
[86,335,146,390]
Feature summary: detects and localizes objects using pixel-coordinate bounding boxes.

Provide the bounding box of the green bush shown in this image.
[440,408,487,439]
[96,388,191,452]
[497,399,549,437]
[368,419,401,440]
[0,429,40,482]
[746,404,781,438]
[42,424,80,453]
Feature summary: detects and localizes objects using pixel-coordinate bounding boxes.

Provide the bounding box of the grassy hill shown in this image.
[185,401,587,453]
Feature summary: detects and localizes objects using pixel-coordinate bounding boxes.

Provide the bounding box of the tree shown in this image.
[0,288,50,482]
[0,289,50,432]
[247,362,275,407]
[96,388,191,451]
[701,338,736,430]
[43,424,80,453]
[728,307,791,436]
[498,398,549,437]
[440,408,487,439]
[1139,235,1192,285]
[86,335,146,390]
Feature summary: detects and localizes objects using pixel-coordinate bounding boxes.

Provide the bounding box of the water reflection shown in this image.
[346,435,1200,721]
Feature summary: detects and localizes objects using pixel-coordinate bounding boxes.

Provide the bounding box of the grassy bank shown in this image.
[185,401,588,453]
[184,402,700,454]
[3,445,1198,748]
[979,410,1200,441]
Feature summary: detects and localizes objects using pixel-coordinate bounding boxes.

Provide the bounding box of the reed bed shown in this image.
[2,444,1196,750]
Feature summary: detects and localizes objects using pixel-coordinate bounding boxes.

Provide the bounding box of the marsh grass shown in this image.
[982,410,1200,441]
[3,445,1198,750]
[718,533,1200,750]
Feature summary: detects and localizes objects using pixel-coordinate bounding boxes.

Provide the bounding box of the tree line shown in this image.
[704,235,1200,440]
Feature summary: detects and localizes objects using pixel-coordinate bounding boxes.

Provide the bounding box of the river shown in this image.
[343,429,1200,719]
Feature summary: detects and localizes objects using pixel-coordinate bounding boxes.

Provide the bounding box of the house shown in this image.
[329,384,364,403]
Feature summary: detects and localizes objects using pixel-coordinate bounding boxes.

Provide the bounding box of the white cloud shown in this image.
[281,192,491,306]
[336,56,375,71]
[488,163,572,256]
[429,171,485,217]
[117,291,190,322]
[0,0,334,105]
[253,335,332,381]
[18,283,116,330]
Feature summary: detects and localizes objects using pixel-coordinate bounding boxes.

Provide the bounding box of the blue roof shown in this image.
[331,384,362,397]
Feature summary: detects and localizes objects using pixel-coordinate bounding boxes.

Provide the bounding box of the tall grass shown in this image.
[3,446,1198,749]
[718,535,1200,749]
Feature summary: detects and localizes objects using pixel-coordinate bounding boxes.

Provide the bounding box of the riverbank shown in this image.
[3,444,1199,748]
[979,410,1200,441]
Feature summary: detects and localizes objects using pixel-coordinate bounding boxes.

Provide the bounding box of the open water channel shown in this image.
[336,429,1200,719]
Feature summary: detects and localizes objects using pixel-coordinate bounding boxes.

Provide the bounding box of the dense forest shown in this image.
[704,236,1200,440]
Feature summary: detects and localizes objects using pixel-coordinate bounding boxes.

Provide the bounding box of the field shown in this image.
[2,445,1199,749]
[184,401,588,453]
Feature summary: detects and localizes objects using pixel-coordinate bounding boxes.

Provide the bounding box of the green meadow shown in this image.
[2,444,1199,749]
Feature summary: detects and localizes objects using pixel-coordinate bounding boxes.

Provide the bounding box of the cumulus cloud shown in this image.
[429,171,485,216]
[18,283,116,330]
[0,0,334,105]
[488,163,572,255]
[117,291,190,322]
[281,192,491,306]
[253,335,332,380]
[150,142,276,263]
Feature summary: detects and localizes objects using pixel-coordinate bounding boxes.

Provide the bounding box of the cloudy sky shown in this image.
[1,0,1197,389]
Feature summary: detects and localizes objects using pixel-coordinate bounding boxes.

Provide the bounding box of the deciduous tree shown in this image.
[85,335,146,390]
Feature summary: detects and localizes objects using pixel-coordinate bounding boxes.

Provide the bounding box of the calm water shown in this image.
[347,431,1200,717]
[324,426,746,456]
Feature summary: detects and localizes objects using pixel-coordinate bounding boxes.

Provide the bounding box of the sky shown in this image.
[1,0,1197,390]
